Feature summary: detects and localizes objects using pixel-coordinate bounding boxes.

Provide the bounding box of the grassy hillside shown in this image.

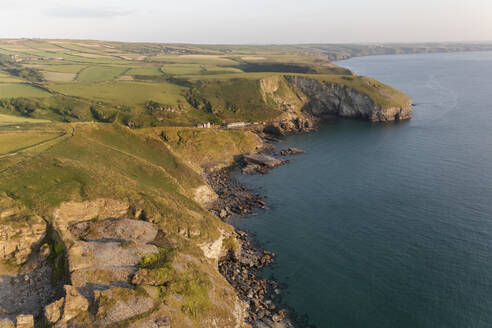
[139,127,262,170]
[0,122,246,326]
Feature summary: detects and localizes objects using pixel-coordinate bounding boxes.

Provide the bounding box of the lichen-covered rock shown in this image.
[128,312,172,328]
[0,318,15,328]
[95,287,154,326]
[15,315,34,328]
[0,215,46,265]
[64,217,159,298]
[44,297,64,324]
[59,285,89,324]
[70,218,158,243]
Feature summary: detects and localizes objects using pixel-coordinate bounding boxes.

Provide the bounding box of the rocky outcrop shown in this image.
[262,116,316,136]
[278,148,305,156]
[0,215,46,265]
[285,75,412,122]
[43,285,90,327]
[241,154,288,175]
[0,202,64,323]
[94,287,154,326]
[67,218,159,298]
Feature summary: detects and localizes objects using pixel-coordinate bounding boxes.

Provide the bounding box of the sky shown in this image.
[0,0,491,44]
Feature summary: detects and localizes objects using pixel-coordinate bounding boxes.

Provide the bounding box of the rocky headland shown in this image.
[0,62,412,328]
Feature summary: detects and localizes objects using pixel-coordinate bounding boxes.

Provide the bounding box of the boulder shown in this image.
[14,315,33,328]
[279,148,305,156]
[59,285,89,324]
[0,215,46,265]
[67,218,159,298]
[70,218,158,243]
[0,318,15,328]
[242,154,285,169]
[95,287,154,326]
[44,297,64,324]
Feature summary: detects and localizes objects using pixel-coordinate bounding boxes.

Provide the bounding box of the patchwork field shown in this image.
[0,39,487,127]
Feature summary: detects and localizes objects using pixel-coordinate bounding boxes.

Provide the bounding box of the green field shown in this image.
[0,83,50,98]
[0,72,24,82]
[49,81,187,107]
[0,131,61,154]
[0,113,50,124]
[126,66,163,76]
[76,65,128,82]
[27,64,88,73]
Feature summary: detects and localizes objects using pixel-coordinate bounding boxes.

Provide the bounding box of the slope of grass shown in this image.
[126,66,163,76]
[0,123,222,240]
[0,131,61,154]
[187,78,282,122]
[0,113,50,124]
[140,127,261,169]
[76,66,128,82]
[48,81,187,107]
[0,83,51,98]
[42,71,75,82]
[27,64,88,73]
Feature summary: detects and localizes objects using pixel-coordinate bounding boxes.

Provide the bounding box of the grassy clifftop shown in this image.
[139,127,262,170]
[0,122,251,326]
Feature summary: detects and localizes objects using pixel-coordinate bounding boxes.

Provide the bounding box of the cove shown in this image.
[231,51,492,328]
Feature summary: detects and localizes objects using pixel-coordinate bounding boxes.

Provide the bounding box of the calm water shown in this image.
[232,51,492,328]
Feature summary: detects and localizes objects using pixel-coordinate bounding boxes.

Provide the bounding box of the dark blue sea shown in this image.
[232,51,492,328]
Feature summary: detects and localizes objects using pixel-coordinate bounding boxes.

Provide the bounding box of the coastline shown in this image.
[207,127,316,328]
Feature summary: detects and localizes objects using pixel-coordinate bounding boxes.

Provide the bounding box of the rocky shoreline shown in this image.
[208,145,313,328]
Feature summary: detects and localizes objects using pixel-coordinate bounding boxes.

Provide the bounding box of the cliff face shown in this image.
[285,76,412,122]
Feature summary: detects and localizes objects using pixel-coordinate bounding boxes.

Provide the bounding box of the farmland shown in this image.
[0,38,432,127]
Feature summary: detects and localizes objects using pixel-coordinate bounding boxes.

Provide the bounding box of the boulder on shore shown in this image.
[279,148,305,156]
[241,154,287,175]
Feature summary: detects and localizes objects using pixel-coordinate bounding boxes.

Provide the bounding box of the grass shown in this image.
[76,66,128,82]
[187,77,283,122]
[162,64,204,75]
[0,131,61,154]
[48,81,187,107]
[0,83,51,98]
[126,66,163,76]
[27,64,88,73]
[0,123,223,243]
[41,71,75,82]
[141,127,261,169]
[0,113,50,124]
[153,55,239,66]
[0,72,24,83]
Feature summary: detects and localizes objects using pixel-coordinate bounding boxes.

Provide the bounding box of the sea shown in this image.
[232,51,492,328]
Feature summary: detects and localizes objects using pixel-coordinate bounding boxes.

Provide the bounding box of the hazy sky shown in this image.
[1,0,491,44]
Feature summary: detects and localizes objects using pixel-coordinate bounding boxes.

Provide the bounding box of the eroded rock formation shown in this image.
[285,75,412,122]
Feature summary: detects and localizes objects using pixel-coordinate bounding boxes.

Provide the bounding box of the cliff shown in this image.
[285,75,412,122]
